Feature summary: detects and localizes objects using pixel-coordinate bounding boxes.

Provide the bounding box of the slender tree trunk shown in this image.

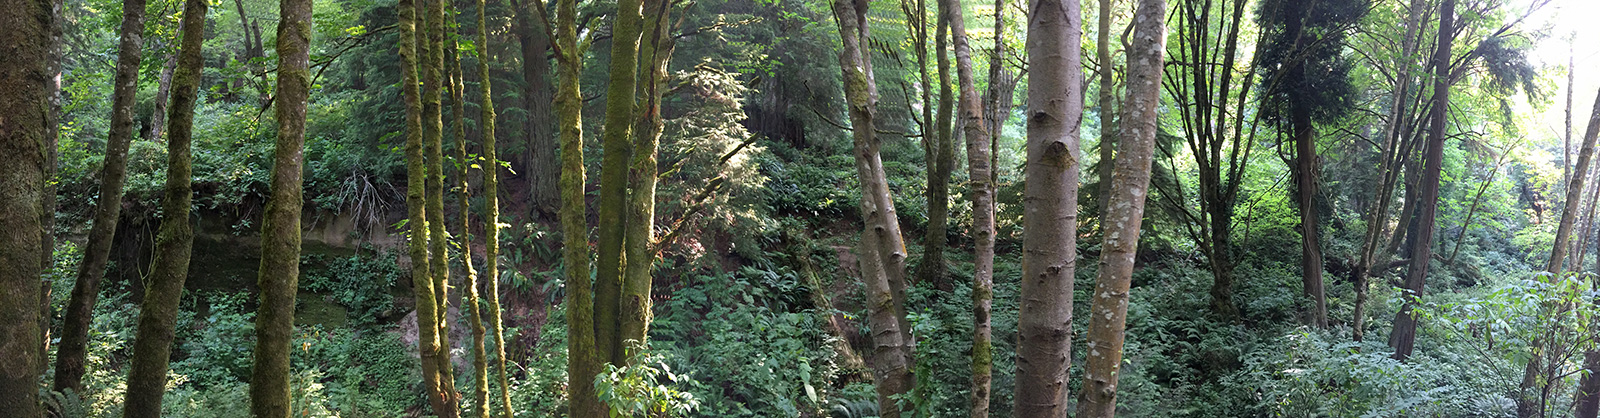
[54,0,146,393]
[423,0,460,409]
[1094,0,1116,219]
[120,1,203,415]
[519,0,558,216]
[38,0,61,372]
[594,0,643,367]
[1389,0,1453,361]
[472,0,516,413]
[147,46,178,140]
[0,0,54,412]
[916,4,953,287]
[399,0,451,412]
[447,20,490,418]
[1519,90,1600,418]
[1015,0,1083,412]
[940,0,993,413]
[1577,351,1600,418]
[551,0,600,411]
[1293,108,1327,329]
[248,0,311,413]
[831,0,915,414]
[1075,1,1166,415]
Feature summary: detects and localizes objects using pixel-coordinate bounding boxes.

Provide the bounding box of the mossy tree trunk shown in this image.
[248,0,311,414]
[595,0,643,367]
[830,0,915,414]
[915,5,953,288]
[422,0,460,410]
[0,0,55,413]
[55,0,146,393]
[472,0,516,412]
[550,0,601,411]
[447,19,491,418]
[1014,0,1083,412]
[518,0,558,217]
[618,0,672,364]
[399,0,452,412]
[1074,0,1166,415]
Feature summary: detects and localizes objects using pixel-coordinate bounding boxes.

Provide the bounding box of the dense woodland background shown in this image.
[5,0,1600,416]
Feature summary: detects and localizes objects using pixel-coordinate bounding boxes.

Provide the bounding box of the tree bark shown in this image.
[472,0,516,413]
[423,0,460,410]
[446,18,491,418]
[1015,0,1083,412]
[619,0,671,364]
[147,43,178,140]
[830,0,916,414]
[1577,351,1600,418]
[1389,0,1453,361]
[594,0,643,367]
[552,0,601,411]
[1076,1,1165,415]
[399,0,452,413]
[120,1,203,415]
[0,0,54,413]
[54,0,146,393]
[519,0,558,216]
[915,4,953,287]
[248,0,311,414]
[940,0,993,413]
[1093,0,1116,220]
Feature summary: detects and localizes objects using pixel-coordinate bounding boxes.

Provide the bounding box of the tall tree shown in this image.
[54,0,147,392]
[535,0,601,411]
[619,0,672,361]
[594,0,643,366]
[119,1,204,415]
[423,0,460,409]
[1164,0,1257,319]
[517,0,558,215]
[1092,0,1116,219]
[1255,0,1366,330]
[446,16,490,418]
[475,0,516,411]
[0,0,54,412]
[915,0,954,287]
[939,0,994,412]
[830,0,915,414]
[399,0,452,411]
[249,0,312,413]
[1075,0,1165,415]
[1388,0,1454,361]
[1014,0,1083,413]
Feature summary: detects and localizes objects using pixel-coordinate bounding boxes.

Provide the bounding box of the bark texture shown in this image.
[474,0,516,412]
[940,0,993,413]
[1389,0,1453,361]
[55,0,146,393]
[552,0,602,412]
[519,0,558,215]
[0,0,53,413]
[423,0,460,408]
[249,0,312,414]
[399,0,452,412]
[1093,0,1116,219]
[916,5,953,287]
[830,0,915,414]
[595,0,643,366]
[619,0,672,361]
[1075,0,1166,416]
[1015,0,1083,412]
[446,24,490,418]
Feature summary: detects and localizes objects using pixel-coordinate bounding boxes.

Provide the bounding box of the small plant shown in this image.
[595,343,701,418]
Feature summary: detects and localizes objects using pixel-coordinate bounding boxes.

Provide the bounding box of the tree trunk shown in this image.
[472,0,516,413]
[941,0,993,414]
[830,0,915,414]
[1293,109,1326,329]
[915,4,953,287]
[1093,0,1116,220]
[619,0,671,364]
[399,0,452,413]
[147,45,178,140]
[594,0,643,367]
[1577,351,1600,418]
[54,0,146,393]
[447,18,491,418]
[248,0,311,414]
[1075,0,1165,415]
[0,0,53,412]
[519,0,558,217]
[1389,0,1453,361]
[423,0,460,410]
[1015,0,1083,412]
[552,0,600,411]
[120,1,203,415]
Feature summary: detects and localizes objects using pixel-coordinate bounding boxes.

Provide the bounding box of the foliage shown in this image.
[595,344,702,418]
[300,249,403,328]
